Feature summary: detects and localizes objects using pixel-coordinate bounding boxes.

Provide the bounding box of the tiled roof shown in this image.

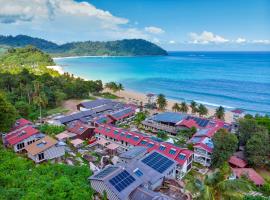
[25,136,57,155]
[94,125,193,166]
[109,107,135,120]
[194,143,213,153]
[67,121,93,135]
[6,126,39,145]
[229,156,247,168]
[232,168,264,185]
[231,109,244,114]
[11,118,33,131]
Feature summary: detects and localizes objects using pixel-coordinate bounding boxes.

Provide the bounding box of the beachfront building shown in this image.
[2,118,45,152]
[94,124,193,179]
[89,150,176,200]
[231,109,245,122]
[141,112,187,135]
[25,136,65,163]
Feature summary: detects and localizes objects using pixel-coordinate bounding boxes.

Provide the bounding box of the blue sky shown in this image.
[0,0,269,50]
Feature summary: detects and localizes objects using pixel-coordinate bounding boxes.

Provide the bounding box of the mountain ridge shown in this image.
[0,35,168,56]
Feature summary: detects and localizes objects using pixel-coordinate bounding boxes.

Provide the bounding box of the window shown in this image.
[169,149,176,155]
[114,130,119,135]
[126,134,132,139]
[133,136,139,141]
[141,140,147,145]
[179,154,186,160]
[38,153,44,161]
[159,145,166,151]
[17,142,25,150]
[106,128,111,132]
[27,140,34,145]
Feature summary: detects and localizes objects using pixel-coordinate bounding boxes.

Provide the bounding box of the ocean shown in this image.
[54,52,270,115]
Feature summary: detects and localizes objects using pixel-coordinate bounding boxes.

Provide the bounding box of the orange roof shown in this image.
[25,136,57,155]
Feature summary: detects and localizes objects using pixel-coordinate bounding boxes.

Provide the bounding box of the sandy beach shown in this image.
[109,89,234,123]
[48,65,234,123]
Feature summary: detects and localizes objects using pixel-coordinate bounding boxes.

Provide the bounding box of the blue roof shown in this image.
[110,107,134,119]
[141,151,175,173]
[109,170,136,192]
[80,99,112,109]
[150,112,186,124]
[119,146,147,159]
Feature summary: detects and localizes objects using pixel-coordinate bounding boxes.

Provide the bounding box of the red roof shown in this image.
[229,156,247,168]
[231,109,244,114]
[94,125,193,166]
[232,168,264,185]
[68,121,92,135]
[11,118,33,131]
[6,126,39,145]
[177,119,199,129]
[194,143,213,153]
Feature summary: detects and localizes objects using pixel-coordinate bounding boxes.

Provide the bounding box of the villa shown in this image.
[25,136,66,163]
[2,118,45,152]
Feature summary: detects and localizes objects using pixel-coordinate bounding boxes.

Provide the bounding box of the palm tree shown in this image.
[33,81,48,121]
[190,100,197,114]
[198,104,208,117]
[172,103,180,112]
[180,102,188,113]
[156,94,167,110]
[215,106,225,120]
[200,165,252,200]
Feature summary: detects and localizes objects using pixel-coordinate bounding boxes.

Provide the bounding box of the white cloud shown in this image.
[0,0,157,42]
[189,31,229,44]
[235,37,246,43]
[144,26,165,34]
[251,39,270,44]
[169,40,176,44]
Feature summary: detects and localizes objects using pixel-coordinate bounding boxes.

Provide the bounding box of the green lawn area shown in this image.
[46,107,70,116]
[96,92,120,99]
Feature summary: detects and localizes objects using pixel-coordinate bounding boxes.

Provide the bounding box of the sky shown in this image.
[0,0,269,51]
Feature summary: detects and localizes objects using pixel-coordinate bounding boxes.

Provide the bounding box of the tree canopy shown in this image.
[215,106,225,120]
[156,94,167,110]
[212,129,238,168]
[0,145,93,200]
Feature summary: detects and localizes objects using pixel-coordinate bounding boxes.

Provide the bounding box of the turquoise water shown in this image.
[55,52,270,114]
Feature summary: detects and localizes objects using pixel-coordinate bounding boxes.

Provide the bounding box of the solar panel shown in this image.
[93,166,118,179]
[109,170,135,192]
[111,108,133,119]
[186,116,209,127]
[141,152,174,173]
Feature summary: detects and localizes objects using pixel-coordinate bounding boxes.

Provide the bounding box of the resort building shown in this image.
[67,120,95,140]
[2,119,45,152]
[89,150,176,200]
[94,124,193,179]
[25,136,65,163]
[141,112,187,135]
[231,109,245,122]
[53,99,136,126]
[188,119,231,166]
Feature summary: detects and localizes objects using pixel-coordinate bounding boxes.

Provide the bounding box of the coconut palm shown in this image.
[215,106,225,120]
[180,102,189,113]
[190,100,197,114]
[198,104,208,117]
[156,94,167,110]
[199,165,252,200]
[172,103,180,112]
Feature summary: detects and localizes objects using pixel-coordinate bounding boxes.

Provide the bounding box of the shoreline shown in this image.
[106,89,234,123]
[48,65,235,123]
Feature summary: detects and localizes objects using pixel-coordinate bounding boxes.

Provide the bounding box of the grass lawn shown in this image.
[97,92,120,99]
[46,107,70,115]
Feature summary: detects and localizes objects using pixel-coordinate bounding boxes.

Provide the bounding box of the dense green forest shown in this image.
[0,35,168,56]
[0,46,103,125]
[0,145,93,200]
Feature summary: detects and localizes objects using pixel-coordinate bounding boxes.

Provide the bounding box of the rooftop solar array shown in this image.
[109,170,136,192]
[186,116,210,127]
[196,129,209,136]
[80,99,112,109]
[111,107,133,119]
[93,166,119,179]
[119,146,147,159]
[141,152,175,173]
[150,112,186,124]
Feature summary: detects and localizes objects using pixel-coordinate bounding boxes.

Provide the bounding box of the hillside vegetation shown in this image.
[0,35,168,56]
[0,45,57,75]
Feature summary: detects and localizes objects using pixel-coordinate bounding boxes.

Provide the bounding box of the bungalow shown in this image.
[3,125,44,152]
[229,156,247,168]
[25,136,65,163]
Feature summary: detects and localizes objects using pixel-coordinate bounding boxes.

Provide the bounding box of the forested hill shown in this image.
[0,35,168,56]
[0,46,57,75]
